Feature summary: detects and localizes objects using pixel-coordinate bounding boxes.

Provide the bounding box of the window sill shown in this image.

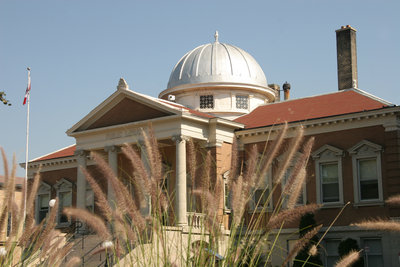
[320,203,345,209]
[353,201,384,207]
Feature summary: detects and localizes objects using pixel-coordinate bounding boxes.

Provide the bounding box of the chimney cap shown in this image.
[283,81,291,91]
[335,25,357,33]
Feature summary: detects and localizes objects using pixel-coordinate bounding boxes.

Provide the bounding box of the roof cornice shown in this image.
[236,106,400,138]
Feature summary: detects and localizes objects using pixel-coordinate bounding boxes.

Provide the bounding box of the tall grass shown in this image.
[59,124,329,266]
[0,148,80,267]
[1,123,340,266]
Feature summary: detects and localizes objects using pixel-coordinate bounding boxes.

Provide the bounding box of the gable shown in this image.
[78,97,173,131]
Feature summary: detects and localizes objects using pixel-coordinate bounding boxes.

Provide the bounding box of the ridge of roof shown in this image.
[235,89,393,129]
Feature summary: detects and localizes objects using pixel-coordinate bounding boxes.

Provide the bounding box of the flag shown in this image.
[23,69,31,105]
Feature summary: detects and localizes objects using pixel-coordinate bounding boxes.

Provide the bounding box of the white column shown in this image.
[140,143,151,216]
[75,149,87,234]
[174,135,187,226]
[105,146,118,208]
[75,150,87,210]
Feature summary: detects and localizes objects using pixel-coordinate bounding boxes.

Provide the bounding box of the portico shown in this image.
[62,79,242,227]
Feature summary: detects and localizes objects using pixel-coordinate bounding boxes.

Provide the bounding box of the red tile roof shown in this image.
[32,145,76,162]
[235,89,391,129]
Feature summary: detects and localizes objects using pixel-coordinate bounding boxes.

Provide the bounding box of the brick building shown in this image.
[24,26,400,266]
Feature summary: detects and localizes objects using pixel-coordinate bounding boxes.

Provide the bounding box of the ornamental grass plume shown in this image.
[334,250,361,267]
[386,194,400,206]
[281,225,322,267]
[352,219,400,232]
[58,123,336,266]
[0,147,75,266]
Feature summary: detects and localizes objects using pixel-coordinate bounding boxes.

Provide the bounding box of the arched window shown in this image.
[36,182,51,223]
[54,178,72,226]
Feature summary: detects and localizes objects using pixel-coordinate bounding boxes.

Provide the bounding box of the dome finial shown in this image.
[214,31,219,43]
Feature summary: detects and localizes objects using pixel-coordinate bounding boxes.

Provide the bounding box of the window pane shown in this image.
[39,194,49,208]
[325,239,340,267]
[360,180,379,200]
[364,238,382,254]
[321,163,338,183]
[254,188,269,207]
[200,95,214,109]
[359,159,377,181]
[60,191,72,206]
[39,209,48,222]
[363,239,383,267]
[59,191,72,224]
[367,256,383,267]
[236,95,248,109]
[358,158,379,200]
[320,163,339,202]
[322,183,340,202]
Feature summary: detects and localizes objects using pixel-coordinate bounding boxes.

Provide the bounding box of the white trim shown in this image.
[312,145,344,206]
[35,182,51,224]
[67,88,186,135]
[235,106,400,143]
[348,140,383,204]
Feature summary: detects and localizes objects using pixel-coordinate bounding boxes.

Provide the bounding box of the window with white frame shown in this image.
[312,145,344,205]
[278,152,307,207]
[362,238,384,267]
[323,239,341,267]
[236,95,249,109]
[223,171,231,211]
[54,179,72,226]
[251,168,272,211]
[348,140,383,203]
[281,166,306,207]
[36,182,51,223]
[199,95,214,109]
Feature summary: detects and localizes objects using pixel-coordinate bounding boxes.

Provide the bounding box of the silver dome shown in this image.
[166,33,269,91]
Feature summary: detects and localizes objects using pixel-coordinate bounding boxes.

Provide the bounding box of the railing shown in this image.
[186,212,205,228]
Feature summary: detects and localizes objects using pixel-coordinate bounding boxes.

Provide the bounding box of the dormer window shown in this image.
[200,95,214,109]
[236,95,249,109]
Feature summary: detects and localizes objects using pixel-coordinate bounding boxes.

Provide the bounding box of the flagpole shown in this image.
[23,67,31,221]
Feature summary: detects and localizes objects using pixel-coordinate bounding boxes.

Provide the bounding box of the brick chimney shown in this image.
[336,25,358,90]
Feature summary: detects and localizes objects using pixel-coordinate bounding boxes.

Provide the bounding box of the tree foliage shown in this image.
[338,238,364,267]
[293,213,323,267]
[0,91,11,106]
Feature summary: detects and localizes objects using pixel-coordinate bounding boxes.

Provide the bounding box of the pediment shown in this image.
[81,98,172,131]
[68,89,179,134]
[312,144,343,160]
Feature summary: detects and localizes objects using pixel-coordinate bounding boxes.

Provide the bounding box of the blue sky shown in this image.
[1,0,399,176]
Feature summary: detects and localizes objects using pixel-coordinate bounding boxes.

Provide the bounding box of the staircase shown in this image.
[65,233,107,267]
